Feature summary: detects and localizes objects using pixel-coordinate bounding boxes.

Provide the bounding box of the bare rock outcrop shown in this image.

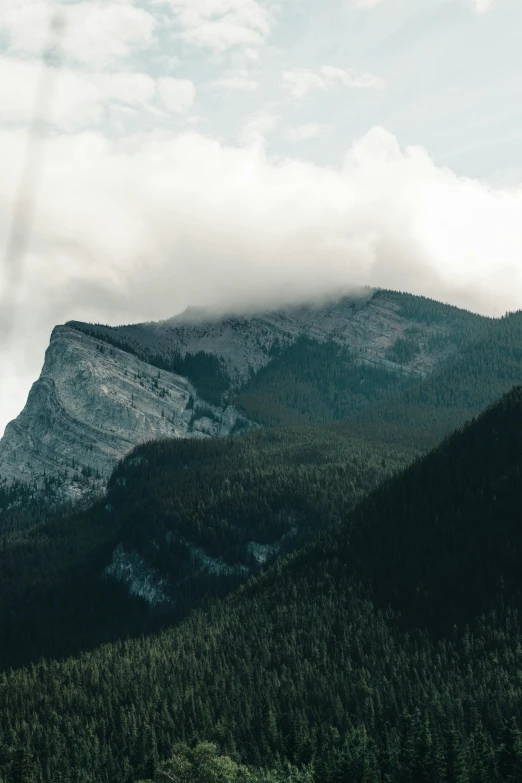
[0,325,247,502]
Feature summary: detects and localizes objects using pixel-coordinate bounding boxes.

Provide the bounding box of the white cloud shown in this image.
[473,0,496,13]
[282,65,384,98]
[164,0,274,55]
[0,0,157,69]
[239,113,279,144]
[285,123,330,142]
[64,2,157,68]
[2,125,522,431]
[0,0,50,55]
[321,66,385,90]
[210,69,260,92]
[281,70,324,99]
[0,58,194,130]
[157,78,196,113]
[350,0,385,6]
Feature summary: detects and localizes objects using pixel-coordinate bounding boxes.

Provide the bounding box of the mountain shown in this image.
[0,289,489,514]
[3,388,522,782]
[69,287,470,390]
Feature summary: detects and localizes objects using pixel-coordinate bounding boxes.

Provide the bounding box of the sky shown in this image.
[0,0,522,434]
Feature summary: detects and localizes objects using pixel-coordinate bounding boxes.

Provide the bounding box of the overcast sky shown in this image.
[0,0,522,434]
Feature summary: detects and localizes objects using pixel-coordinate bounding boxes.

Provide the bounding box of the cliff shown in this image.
[0,325,247,503]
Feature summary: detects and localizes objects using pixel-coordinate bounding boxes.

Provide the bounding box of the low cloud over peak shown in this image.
[1,123,521,433]
[0,0,521,435]
[2,123,521,325]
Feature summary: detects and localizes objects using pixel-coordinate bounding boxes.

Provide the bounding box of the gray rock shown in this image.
[0,325,246,502]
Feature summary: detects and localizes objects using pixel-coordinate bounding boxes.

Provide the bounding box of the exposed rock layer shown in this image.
[0,326,245,501]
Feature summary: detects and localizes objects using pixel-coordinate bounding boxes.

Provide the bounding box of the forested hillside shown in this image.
[347,309,522,450]
[230,305,522,459]
[232,289,489,428]
[2,388,522,782]
[232,338,415,426]
[0,422,411,672]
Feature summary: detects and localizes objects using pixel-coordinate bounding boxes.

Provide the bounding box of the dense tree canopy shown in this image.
[2,389,522,781]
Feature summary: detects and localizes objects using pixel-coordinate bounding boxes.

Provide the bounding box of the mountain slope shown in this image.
[71,288,484,392]
[0,289,487,511]
[0,421,411,671]
[2,389,522,781]
[348,309,522,450]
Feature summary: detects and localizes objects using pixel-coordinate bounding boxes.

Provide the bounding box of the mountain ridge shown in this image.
[0,288,488,514]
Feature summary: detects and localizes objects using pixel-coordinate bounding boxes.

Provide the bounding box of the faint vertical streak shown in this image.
[0,9,66,341]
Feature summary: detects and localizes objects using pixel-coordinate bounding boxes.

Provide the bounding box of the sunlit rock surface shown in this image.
[0,325,246,502]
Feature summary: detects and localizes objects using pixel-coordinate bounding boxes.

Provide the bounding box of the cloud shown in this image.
[473,0,496,13]
[156,78,196,113]
[239,113,280,144]
[0,0,157,69]
[210,69,260,92]
[2,124,522,433]
[0,57,195,130]
[164,0,275,56]
[281,70,324,99]
[0,0,51,55]
[282,65,384,98]
[285,123,331,142]
[350,0,385,6]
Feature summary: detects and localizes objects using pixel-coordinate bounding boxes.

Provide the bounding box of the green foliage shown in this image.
[2,390,522,781]
[233,339,415,427]
[4,297,522,782]
[348,310,522,451]
[0,475,74,535]
[377,289,486,331]
[152,350,230,407]
[386,336,419,364]
[138,743,313,783]
[151,742,251,783]
[0,422,411,672]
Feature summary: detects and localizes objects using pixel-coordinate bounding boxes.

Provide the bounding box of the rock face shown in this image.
[0,325,247,502]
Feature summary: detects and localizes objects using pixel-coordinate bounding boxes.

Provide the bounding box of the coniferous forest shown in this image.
[3,294,522,782]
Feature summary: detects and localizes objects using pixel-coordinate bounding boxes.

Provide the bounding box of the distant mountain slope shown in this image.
[0,289,489,513]
[3,389,522,782]
[71,288,485,393]
[348,309,522,450]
